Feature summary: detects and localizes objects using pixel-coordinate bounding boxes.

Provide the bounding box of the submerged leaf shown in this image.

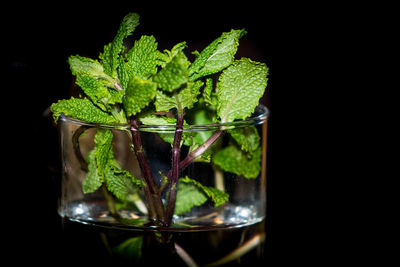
[104,162,141,201]
[229,126,260,153]
[213,145,262,179]
[94,128,114,176]
[82,150,103,193]
[174,182,208,215]
[82,128,142,200]
[174,176,229,215]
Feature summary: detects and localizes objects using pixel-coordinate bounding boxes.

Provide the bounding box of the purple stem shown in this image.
[163,130,224,185]
[180,130,223,171]
[130,118,165,225]
[165,113,185,226]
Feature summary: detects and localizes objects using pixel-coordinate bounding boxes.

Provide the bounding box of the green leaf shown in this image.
[156,42,187,68]
[203,186,230,207]
[108,88,125,105]
[229,126,260,153]
[82,129,112,193]
[216,58,268,122]
[75,75,124,112]
[108,157,142,189]
[100,43,113,75]
[82,129,113,193]
[94,128,114,176]
[75,75,108,108]
[123,74,157,117]
[51,97,118,124]
[174,182,208,215]
[154,80,203,112]
[104,162,140,201]
[101,13,140,77]
[139,115,175,126]
[175,175,230,215]
[213,145,262,179]
[103,152,143,202]
[83,128,142,199]
[117,57,129,89]
[203,77,217,106]
[82,150,103,193]
[68,55,105,78]
[126,35,159,79]
[68,55,121,89]
[180,176,229,207]
[188,29,246,80]
[152,51,190,92]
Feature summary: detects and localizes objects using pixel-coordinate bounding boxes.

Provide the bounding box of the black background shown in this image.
[3,1,327,264]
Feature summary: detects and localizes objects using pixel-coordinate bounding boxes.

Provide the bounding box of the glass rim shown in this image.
[59,104,269,132]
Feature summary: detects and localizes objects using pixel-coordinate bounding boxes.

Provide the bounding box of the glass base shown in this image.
[61,200,264,231]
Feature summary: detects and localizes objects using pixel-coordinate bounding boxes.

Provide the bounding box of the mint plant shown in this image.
[52,13,268,228]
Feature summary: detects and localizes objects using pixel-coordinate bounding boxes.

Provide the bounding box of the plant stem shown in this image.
[165,112,184,226]
[163,130,224,184]
[182,129,223,171]
[72,125,90,171]
[101,185,117,216]
[214,167,225,192]
[130,118,165,225]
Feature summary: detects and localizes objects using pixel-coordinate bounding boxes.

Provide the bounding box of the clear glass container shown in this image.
[57,105,269,265]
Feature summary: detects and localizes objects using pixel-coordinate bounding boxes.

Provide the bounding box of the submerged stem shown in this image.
[181,130,223,169]
[165,112,184,226]
[162,130,224,189]
[72,125,90,171]
[214,167,225,192]
[129,117,224,226]
[130,118,165,225]
[101,185,117,216]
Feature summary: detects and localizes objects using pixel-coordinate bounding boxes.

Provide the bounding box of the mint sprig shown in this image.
[100,12,140,78]
[51,12,268,228]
